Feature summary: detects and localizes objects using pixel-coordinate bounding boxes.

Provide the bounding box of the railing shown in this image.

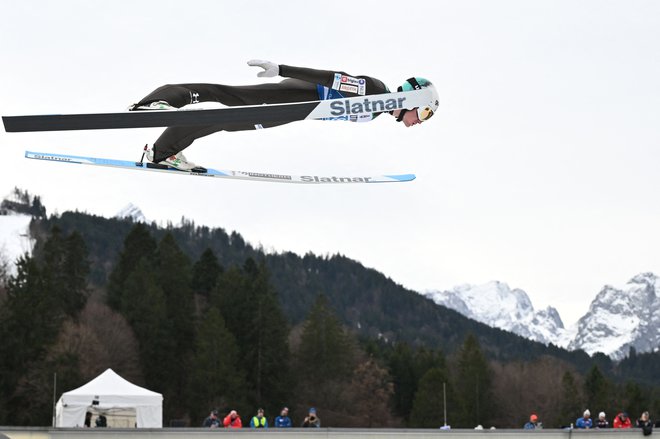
[0,427,649,439]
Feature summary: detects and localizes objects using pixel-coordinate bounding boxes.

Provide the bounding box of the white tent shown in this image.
[55,368,162,428]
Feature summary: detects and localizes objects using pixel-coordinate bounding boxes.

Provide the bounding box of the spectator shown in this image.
[575,409,593,429]
[223,410,242,428]
[95,414,107,428]
[84,412,92,428]
[250,408,268,428]
[302,408,321,428]
[524,413,541,429]
[203,410,220,428]
[636,412,653,436]
[274,407,292,428]
[595,412,609,428]
[614,412,632,429]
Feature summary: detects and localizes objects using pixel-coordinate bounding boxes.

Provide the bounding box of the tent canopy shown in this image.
[55,368,162,428]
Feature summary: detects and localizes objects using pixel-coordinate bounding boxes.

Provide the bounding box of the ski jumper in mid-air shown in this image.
[129,60,439,171]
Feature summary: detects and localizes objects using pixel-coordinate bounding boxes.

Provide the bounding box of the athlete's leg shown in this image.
[149,79,319,161]
[136,79,318,108]
[135,83,239,108]
[152,121,288,162]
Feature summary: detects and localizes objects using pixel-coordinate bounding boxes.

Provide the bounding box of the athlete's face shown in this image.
[393,109,423,127]
[402,108,422,127]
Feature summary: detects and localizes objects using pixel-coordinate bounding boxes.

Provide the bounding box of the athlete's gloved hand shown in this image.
[247,59,280,77]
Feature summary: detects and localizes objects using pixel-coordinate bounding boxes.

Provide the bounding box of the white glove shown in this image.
[247,59,279,77]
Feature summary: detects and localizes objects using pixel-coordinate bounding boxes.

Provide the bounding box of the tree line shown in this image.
[0,221,658,427]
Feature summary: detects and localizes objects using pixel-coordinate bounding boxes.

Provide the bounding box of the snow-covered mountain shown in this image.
[425,281,572,346]
[568,273,660,360]
[426,274,660,360]
[115,203,147,223]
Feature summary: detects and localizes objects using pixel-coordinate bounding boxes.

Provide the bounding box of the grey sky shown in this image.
[1,0,659,326]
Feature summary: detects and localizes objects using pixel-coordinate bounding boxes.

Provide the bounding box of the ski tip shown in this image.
[386,174,416,182]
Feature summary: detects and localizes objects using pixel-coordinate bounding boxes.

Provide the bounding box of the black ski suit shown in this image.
[134,65,390,162]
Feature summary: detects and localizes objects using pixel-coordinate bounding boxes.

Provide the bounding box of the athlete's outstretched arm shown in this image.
[248,59,347,87]
[278,65,343,87]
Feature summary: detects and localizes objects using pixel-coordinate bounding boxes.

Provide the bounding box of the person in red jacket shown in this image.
[223,410,242,428]
[613,412,632,428]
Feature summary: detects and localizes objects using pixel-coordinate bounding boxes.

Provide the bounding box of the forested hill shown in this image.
[3,207,656,428]
[37,211,592,367]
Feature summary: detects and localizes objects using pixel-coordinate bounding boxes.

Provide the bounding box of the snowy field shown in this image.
[0,212,34,273]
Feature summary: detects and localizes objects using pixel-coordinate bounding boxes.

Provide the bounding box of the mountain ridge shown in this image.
[425,274,659,360]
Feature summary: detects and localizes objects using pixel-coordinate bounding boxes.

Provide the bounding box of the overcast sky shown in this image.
[1,0,659,327]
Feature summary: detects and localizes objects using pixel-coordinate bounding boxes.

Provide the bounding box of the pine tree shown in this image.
[240,262,290,409]
[296,294,356,382]
[153,233,195,418]
[455,334,495,427]
[410,367,454,428]
[212,265,253,345]
[0,238,89,425]
[211,259,290,412]
[30,195,46,218]
[0,255,58,421]
[583,365,609,416]
[189,307,245,421]
[106,223,157,310]
[388,343,418,420]
[557,371,582,427]
[623,381,647,419]
[191,248,223,298]
[120,259,171,388]
[40,228,90,318]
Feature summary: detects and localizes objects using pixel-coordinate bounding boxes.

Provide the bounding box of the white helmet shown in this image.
[396,77,439,122]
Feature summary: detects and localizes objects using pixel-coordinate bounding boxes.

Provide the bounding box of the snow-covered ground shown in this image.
[0,212,34,273]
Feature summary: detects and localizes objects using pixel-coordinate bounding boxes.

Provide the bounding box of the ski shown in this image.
[4,89,432,133]
[24,151,415,184]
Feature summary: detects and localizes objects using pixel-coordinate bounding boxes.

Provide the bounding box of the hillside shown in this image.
[2,205,658,428]
[37,211,595,367]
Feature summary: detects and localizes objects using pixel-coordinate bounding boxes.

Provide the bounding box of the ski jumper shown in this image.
[134,65,389,162]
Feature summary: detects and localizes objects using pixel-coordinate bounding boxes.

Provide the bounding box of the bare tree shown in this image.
[491,355,578,428]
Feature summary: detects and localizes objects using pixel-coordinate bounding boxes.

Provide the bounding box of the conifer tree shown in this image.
[297,294,356,382]
[0,225,91,425]
[153,233,195,418]
[293,294,359,424]
[41,228,89,318]
[191,248,223,298]
[455,334,494,427]
[623,381,647,419]
[410,367,454,428]
[388,343,418,420]
[242,261,290,410]
[106,223,157,310]
[0,255,56,420]
[212,265,253,345]
[120,259,171,394]
[211,259,290,411]
[189,307,245,421]
[583,365,609,416]
[557,371,582,426]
